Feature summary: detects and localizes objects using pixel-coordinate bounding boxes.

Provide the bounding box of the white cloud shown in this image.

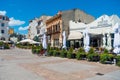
[0,11,25,27]
[19,26,29,31]
[0,11,6,15]
[9,17,25,26]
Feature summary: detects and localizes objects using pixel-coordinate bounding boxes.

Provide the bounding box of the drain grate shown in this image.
[96,73,104,76]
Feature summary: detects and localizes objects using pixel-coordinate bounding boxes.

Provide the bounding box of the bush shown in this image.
[78,47,84,52]
[88,48,94,54]
[76,52,86,60]
[69,47,73,53]
[53,47,60,56]
[103,49,109,53]
[0,42,10,49]
[67,52,72,59]
[47,44,50,52]
[36,49,40,54]
[56,51,60,56]
[87,47,99,61]
[4,44,10,49]
[31,44,43,54]
[76,47,86,60]
[100,53,114,64]
[0,41,4,46]
[87,53,100,61]
[53,50,57,56]
[116,56,120,66]
[116,62,120,67]
[32,49,36,54]
[39,44,43,51]
[32,45,36,54]
[60,49,67,58]
[67,47,74,59]
[16,43,32,49]
[71,53,76,59]
[47,50,54,56]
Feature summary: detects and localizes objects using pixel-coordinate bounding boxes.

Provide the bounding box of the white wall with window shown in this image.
[28,19,38,39]
[0,15,9,41]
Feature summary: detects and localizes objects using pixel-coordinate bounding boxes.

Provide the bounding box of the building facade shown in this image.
[28,18,38,39]
[69,14,120,49]
[36,15,52,41]
[46,13,62,47]
[0,15,9,41]
[28,16,51,41]
[46,9,95,47]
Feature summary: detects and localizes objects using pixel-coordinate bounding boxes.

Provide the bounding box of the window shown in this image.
[1,30,4,34]
[37,29,40,34]
[38,21,41,25]
[57,23,60,31]
[2,16,5,20]
[54,39,59,47]
[1,23,4,27]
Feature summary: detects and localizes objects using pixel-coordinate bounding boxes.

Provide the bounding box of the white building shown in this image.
[68,15,120,49]
[28,18,38,39]
[0,15,9,41]
[28,16,51,41]
[36,16,52,41]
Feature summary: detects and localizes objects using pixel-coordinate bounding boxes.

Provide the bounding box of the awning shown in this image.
[68,31,83,40]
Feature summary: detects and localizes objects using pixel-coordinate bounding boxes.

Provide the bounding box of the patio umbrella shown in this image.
[107,33,112,50]
[42,34,47,49]
[113,23,120,54]
[102,33,106,48]
[62,31,66,49]
[19,39,39,44]
[30,40,40,44]
[19,39,33,43]
[84,28,90,52]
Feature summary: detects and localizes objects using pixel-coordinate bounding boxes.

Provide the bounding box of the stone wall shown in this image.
[61,8,95,38]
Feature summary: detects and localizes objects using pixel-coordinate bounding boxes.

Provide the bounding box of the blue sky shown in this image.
[0,0,120,34]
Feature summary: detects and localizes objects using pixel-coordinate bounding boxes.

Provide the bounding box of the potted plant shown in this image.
[87,48,100,62]
[76,47,86,60]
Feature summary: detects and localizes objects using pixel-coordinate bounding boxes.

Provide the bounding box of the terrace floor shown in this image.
[0,47,120,80]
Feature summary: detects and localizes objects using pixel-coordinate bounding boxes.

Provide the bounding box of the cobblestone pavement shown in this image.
[0,48,120,80]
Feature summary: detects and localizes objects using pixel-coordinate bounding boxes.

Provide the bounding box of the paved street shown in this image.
[0,48,120,80]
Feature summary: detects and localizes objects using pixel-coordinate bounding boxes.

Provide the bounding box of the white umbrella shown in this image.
[30,40,40,44]
[113,23,120,54]
[19,39,39,44]
[42,34,47,49]
[19,39,33,43]
[102,33,106,48]
[84,28,90,52]
[62,31,66,49]
[107,33,112,50]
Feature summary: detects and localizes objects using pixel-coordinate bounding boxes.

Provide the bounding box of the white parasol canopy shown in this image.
[113,23,120,54]
[19,39,40,44]
[102,33,106,48]
[62,31,66,49]
[83,28,90,52]
[42,34,47,49]
[107,33,112,50]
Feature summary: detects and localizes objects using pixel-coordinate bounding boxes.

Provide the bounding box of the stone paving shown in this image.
[0,48,120,80]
